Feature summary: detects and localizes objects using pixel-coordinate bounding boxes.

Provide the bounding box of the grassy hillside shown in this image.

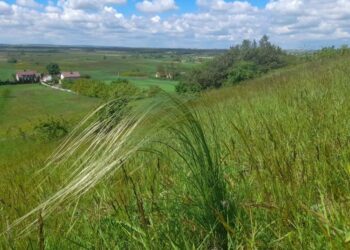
[1,56,350,248]
[0,84,99,136]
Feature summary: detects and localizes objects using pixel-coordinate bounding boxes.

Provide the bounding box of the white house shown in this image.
[41,75,53,83]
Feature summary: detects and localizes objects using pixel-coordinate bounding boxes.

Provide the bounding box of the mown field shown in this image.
[1,54,350,249]
[0,47,211,92]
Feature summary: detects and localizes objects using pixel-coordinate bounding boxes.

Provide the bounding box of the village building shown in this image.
[60,72,81,81]
[155,72,173,79]
[41,75,53,83]
[16,70,40,83]
[155,72,162,78]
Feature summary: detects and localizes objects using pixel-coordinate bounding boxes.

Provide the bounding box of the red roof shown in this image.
[16,70,39,77]
[62,72,80,78]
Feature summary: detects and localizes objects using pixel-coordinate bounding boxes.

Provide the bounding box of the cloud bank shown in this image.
[0,0,349,49]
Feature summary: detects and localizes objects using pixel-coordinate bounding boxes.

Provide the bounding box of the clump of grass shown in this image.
[162,97,236,247]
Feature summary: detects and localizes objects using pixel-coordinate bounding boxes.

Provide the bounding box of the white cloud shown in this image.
[16,0,41,9]
[266,0,303,14]
[265,0,350,44]
[151,15,161,23]
[136,0,177,13]
[0,0,349,48]
[63,0,127,10]
[0,1,12,15]
[197,0,257,12]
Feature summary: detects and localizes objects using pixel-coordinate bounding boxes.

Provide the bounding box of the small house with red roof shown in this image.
[60,72,81,81]
[16,70,40,83]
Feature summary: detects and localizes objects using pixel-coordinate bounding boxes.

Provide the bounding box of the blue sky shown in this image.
[5,0,269,16]
[0,0,349,49]
[5,0,270,11]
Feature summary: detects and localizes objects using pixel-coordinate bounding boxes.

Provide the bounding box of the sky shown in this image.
[0,0,349,49]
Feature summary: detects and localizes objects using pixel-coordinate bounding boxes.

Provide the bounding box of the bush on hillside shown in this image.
[177,35,288,93]
[63,79,109,99]
[63,79,141,100]
[33,117,69,141]
[175,81,202,93]
[109,81,140,99]
[225,61,260,85]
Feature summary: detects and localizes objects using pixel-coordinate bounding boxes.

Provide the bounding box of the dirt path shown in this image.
[40,81,76,94]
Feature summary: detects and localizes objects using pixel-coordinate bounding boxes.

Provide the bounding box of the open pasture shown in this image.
[0,47,213,91]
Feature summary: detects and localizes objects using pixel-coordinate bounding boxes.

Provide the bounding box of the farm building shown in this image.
[155,72,173,79]
[16,70,40,83]
[41,75,53,83]
[60,72,81,81]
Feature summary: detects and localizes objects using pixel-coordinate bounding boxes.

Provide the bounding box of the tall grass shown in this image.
[2,55,350,248]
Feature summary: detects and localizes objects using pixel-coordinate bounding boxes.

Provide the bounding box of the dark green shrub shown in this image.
[176,81,201,93]
[46,63,61,75]
[226,61,259,85]
[33,117,69,141]
[64,79,141,100]
[178,35,288,92]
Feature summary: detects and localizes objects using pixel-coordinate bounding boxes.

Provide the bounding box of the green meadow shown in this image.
[0,47,207,92]
[0,84,99,135]
[119,77,178,92]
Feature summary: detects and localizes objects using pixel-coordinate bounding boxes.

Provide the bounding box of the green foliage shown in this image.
[46,63,61,75]
[226,61,259,85]
[175,80,201,93]
[67,79,109,98]
[109,82,140,99]
[33,117,69,141]
[314,45,350,58]
[63,79,141,100]
[178,35,288,92]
